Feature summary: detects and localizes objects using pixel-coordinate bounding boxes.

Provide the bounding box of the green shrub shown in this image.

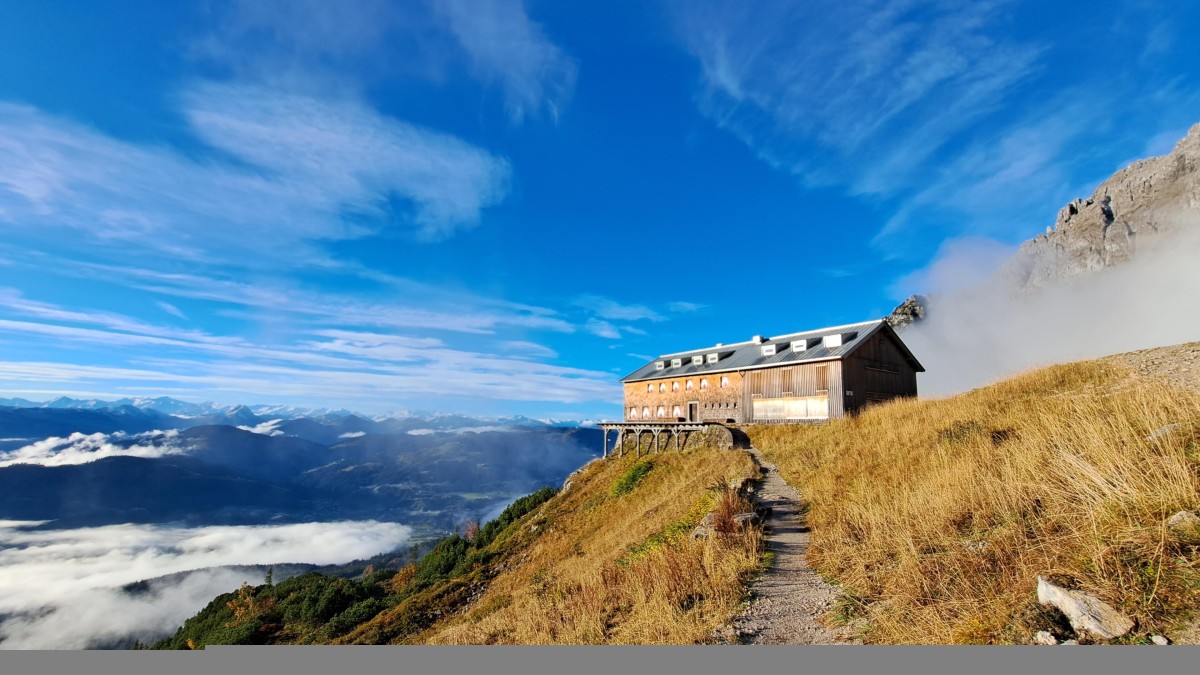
[611,460,654,496]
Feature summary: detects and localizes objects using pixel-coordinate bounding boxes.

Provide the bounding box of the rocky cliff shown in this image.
[1001,122,1200,291]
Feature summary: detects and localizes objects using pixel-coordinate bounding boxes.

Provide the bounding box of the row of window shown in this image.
[645,376,729,393]
[626,400,740,420]
[629,405,680,419]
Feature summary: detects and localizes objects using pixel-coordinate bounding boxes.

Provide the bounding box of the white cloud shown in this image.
[585,318,622,340]
[674,0,1040,196]
[574,295,662,322]
[672,0,1200,258]
[0,430,183,468]
[338,431,367,439]
[667,301,706,313]
[498,340,559,359]
[432,0,577,122]
[889,236,1014,299]
[0,83,511,265]
[194,0,413,90]
[155,301,187,320]
[0,520,412,648]
[237,419,285,436]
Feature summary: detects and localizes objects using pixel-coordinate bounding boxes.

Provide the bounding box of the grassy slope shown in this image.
[374,448,763,644]
[158,447,764,647]
[749,358,1200,644]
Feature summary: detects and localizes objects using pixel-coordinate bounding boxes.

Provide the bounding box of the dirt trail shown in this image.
[717,447,857,645]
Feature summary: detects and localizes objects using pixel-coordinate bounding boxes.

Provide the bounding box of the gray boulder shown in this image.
[1033,630,1058,645]
[1166,510,1200,545]
[1036,576,1134,640]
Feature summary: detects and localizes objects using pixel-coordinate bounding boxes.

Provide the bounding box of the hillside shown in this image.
[155,446,766,647]
[748,343,1200,644]
[154,345,1200,646]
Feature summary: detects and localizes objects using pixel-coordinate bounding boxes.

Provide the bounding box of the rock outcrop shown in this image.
[1002,123,1200,292]
[1036,576,1134,640]
[886,294,928,330]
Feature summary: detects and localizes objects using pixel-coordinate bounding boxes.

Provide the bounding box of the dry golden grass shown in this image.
[421,448,763,644]
[749,359,1200,644]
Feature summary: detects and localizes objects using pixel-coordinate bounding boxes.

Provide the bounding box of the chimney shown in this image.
[751,335,765,344]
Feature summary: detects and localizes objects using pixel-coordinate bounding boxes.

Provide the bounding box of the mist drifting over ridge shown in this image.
[899,123,1200,395]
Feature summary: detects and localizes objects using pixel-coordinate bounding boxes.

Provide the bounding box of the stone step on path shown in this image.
[715,447,858,645]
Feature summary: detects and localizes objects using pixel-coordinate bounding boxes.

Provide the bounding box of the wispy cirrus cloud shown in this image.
[196,0,576,123]
[673,0,1040,197]
[432,0,577,122]
[671,0,1200,264]
[0,82,511,258]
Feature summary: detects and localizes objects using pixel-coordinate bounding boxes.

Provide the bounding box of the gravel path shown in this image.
[717,447,856,645]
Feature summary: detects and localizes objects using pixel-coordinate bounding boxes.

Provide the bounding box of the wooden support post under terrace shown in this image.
[597,422,713,459]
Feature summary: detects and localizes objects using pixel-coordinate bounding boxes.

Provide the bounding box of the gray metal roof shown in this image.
[620,319,922,383]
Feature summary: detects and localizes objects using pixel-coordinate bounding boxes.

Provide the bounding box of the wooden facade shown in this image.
[618,320,923,425]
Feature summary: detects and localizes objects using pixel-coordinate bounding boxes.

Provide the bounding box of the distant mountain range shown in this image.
[0,400,602,531]
[0,394,586,431]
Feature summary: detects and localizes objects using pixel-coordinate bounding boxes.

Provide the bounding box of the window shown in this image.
[642,406,650,418]
[706,353,719,364]
[671,358,682,368]
[685,380,694,391]
[815,365,828,392]
[647,383,653,393]
[672,381,680,391]
[700,378,709,390]
[672,405,682,417]
[659,382,666,392]
[825,333,843,348]
[656,406,665,418]
[761,344,777,356]
[629,407,638,419]
[656,361,666,370]
[720,376,730,388]
[691,355,703,366]
[793,339,807,352]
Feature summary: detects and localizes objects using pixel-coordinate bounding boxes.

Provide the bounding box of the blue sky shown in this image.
[0,0,1197,418]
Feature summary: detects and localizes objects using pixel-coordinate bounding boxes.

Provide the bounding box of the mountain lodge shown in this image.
[618,318,923,427]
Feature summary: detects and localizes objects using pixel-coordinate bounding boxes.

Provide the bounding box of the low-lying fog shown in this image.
[0,519,411,649]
